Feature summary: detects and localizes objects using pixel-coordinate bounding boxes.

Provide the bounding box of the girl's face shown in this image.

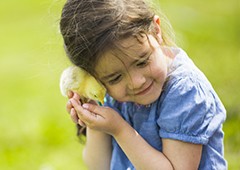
[95,34,173,105]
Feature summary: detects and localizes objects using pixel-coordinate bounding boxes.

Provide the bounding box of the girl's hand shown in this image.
[66,91,86,127]
[70,99,125,136]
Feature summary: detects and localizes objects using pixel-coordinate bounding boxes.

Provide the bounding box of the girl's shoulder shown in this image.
[157,48,226,144]
[164,48,215,97]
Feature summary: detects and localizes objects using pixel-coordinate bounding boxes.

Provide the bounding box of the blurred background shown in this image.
[0,0,239,169]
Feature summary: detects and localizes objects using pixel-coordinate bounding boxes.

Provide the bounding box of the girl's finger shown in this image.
[70,98,83,110]
[88,100,98,105]
[78,119,86,127]
[67,90,74,99]
[70,101,86,126]
[71,98,101,125]
[66,100,73,113]
[82,103,105,115]
[73,92,81,101]
[70,108,79,124]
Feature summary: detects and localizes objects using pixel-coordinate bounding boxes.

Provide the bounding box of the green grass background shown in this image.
[0,0,239,169]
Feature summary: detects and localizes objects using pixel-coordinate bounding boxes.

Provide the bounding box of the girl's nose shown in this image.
[127,71,146,90]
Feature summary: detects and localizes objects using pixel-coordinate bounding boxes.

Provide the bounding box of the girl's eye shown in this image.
[108,75,122,85]
[136,56,150,68]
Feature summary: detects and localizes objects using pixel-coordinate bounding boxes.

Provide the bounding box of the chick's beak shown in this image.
[98,97,104,106]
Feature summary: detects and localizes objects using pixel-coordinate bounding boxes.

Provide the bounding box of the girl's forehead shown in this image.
[95,35,150,76]
[95,49,133,79]
[118,34,148,50]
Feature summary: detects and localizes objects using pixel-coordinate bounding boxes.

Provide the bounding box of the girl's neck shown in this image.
[161,46,176,74]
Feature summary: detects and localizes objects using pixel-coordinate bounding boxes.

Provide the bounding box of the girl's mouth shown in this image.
[135,81,154,96]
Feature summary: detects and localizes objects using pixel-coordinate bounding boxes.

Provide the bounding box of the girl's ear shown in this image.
[153,15,163,44]
[153,15,161,34]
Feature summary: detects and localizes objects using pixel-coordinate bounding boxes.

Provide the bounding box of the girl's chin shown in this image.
[131,93,161,105]
[113,88,162,105]
[134,98,157,105]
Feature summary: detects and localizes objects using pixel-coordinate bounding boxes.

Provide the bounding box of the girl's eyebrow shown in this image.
[139,50,149,58]
[100,72,119,81]
[130,50,149,65]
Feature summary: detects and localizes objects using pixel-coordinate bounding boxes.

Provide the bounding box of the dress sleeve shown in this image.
[157,76,226,145]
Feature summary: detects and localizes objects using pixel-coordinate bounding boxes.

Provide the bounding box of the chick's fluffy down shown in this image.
[60,66,86,97]
[59,66,106,104]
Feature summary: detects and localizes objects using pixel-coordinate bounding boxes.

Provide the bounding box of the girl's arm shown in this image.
[83,128,112,170]
[71,101,202,170]
[112,119,202,170]
[67,92,112,170]
[115,123,202,170]
[162,139,202,170]
[113,119,173,170]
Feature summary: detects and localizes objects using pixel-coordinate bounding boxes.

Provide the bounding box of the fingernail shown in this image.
[82,104,89,109]
[70,108,75,114]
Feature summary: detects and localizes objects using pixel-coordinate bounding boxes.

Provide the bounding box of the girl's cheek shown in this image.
[108,87,126,101]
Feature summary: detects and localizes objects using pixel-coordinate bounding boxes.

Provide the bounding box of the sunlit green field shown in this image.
[0,0,239,169]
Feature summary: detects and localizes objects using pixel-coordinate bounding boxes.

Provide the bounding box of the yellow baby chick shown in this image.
[60,66,106,105]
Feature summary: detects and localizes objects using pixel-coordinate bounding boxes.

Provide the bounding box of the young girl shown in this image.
[60,0,227,169]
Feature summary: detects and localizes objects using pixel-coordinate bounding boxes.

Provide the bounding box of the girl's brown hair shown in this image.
[60,0,175,75]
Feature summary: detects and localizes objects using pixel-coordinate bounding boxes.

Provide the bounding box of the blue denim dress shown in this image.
[104,48,227,170]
